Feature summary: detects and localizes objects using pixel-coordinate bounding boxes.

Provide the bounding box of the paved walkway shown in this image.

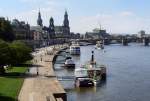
[18,45,67,101]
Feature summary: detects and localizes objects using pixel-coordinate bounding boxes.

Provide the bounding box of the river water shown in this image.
[54,43,150,101]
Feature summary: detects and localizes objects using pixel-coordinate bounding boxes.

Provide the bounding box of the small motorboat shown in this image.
[64,57,75,68]
[65,56,72,60]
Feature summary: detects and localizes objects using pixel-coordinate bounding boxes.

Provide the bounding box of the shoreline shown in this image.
[18,44,68,101]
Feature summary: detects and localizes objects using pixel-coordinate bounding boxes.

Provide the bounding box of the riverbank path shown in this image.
[18,45,68,101]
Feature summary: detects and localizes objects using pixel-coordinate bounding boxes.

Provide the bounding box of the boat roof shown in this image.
[75,68,101,71]
[66,56,72,59]
[81,64,106,68]
[77,78,93,80]
[75,68,87,71]
[70,45,80,48]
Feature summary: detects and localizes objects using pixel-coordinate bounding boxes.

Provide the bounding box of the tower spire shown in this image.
[49,17,54,30]
[49,17,55,38]
[63,10,70,37]
[37,9,43,26]
[63,10,69,28]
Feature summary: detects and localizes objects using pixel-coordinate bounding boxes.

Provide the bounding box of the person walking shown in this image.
[37,67,39,75]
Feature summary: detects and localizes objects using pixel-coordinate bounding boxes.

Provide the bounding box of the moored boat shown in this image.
[70,41,80,55]
[64,57,75,68]
[74,51,106,87]
[75,68,95,87]
[75,77,94,87]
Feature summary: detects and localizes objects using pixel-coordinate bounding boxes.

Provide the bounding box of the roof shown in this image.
[30,26,43,32]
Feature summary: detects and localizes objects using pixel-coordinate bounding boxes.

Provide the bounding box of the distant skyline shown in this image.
[1,0,150,34]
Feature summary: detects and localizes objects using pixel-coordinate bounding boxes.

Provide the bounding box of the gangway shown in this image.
[57,76,75,81]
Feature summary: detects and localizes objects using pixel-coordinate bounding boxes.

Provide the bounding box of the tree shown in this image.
[9,41,33,65]
[0,18,15,42]
[0,40,11,74]
[0,40,33,74]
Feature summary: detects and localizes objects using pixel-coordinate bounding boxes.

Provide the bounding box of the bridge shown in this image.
[76,37,150,46]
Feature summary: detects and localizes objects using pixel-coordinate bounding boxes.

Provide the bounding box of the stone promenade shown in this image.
[18,45,67,101]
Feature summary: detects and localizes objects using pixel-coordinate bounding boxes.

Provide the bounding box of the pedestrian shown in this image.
[37,67,39,75]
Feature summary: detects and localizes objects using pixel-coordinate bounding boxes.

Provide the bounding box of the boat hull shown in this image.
[64,64,75,68]
[70,50,80,55]
[75,78,95,87]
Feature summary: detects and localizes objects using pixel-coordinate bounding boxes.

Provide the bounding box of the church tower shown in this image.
[37,10,43,26]
[49,17,54,31]
[63,11,70,37]
[49,17,55,38]
[63,11,69,28]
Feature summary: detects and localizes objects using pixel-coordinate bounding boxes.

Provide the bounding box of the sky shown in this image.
[0,0,150,34]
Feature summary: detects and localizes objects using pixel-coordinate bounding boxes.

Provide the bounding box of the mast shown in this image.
[90,51,96,65]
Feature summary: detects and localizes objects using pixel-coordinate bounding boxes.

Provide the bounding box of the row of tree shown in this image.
[0,18,15,42]
[0,40,33,74]
[0,18,33,74]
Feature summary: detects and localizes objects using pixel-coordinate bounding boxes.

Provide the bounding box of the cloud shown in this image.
[70,12,150,34]
[10,7,61,26]
[11,0,150,34]
[11,0,68,26]
[120,11,135,17]
[19,0,48,3]
[19,0,69,8]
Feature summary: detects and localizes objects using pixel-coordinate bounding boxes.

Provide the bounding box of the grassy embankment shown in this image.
[0,66,28,101]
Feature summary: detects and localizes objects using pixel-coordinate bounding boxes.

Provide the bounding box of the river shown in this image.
[54,43,150,101]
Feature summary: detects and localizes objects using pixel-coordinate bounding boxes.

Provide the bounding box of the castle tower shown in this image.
[37,10,43,26]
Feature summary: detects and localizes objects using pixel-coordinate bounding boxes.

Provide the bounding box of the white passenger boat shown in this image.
[74,51,106,87]
[70,41,80,55]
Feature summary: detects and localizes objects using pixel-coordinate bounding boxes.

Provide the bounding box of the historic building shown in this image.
[11,19,31,40]
[37,11,43,27]
[137,30,146,38]
[85,27,110,39]
[36,10,70,39]
[70,32,81,39]
[30,10,71,47]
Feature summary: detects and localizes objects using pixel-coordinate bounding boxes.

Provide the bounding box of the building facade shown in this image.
[11,19,31,40]
[36,10,70,39]
[30,10,71,47]
[85,28,110,39]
